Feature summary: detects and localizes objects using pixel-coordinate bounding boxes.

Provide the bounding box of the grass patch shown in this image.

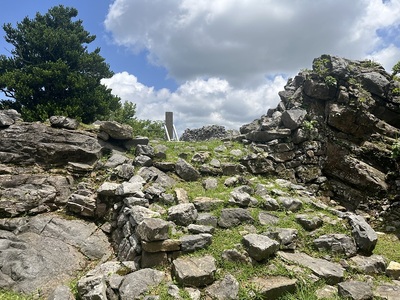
[0,290,39,300]
[374,232,400,262]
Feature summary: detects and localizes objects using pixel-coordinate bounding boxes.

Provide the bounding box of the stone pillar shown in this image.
[165,112,174,140]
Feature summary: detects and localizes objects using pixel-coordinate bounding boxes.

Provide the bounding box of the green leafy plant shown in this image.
[312,57,330,76]
[324,76,337,87]
[302,120,317,131]
[391,139,400,159]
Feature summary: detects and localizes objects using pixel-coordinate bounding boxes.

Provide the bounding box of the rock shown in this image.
[141,251,168,268]
[141,239,181,253]
[229,186,258,207]
[175,158,201,181]
[278,197,303,212]
[175,188,189,203]
[172,255,216,287]
[193,197,224,212]
[187,224,215,234]
[180,125,230,141]
[278,251,344,284]
[192,151,211,163]
[168,203,198,226]
[0,213,112,296]
[119,268,165,300]
[66,193,96,218]
[180,234,212,252]
[136,144,155,157]
[138,167,176,188]
[265,228,298,250]
[245,129,291,142]
[205,274,239,300]
[97,182,119,196]
[258,212,280,225]
[374,284,400,300]
[196,213,218,227]
[202,177,218,190]
[218,208,254,228]
[0,123,101,166]
[134,155,153,167]
[313,234,357,257]
[350,255,386,275]
[281,109,307,130]
[0,110,18,127]
[135,218,170,242]
[104,152,130,168]
[347,214,378,254]
[221,249,251,264]
[295,214,323,231]
[115,181,144,197]
[127,205,161,226]
[77,275,107,300]
[49,116,79,130]
[337,281,373,300]
[99,121,133,140]
[315,285,338,299]
[248,276,297,300]
[386,261,400,279]
[0,174,72,217]
[242,234,280,261]
[47,285,75,300]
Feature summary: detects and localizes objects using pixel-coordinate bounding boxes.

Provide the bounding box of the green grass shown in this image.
[0,290,39,300]
[373,232,400,262]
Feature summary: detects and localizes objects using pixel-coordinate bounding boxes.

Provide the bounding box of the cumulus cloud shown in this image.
[105,0,400,86]
[103,0,400,132]
[102,73,286,133]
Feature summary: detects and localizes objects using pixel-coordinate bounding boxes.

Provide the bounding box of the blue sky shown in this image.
[1,0,400,133]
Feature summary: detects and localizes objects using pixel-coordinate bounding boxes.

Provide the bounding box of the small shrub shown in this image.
[392,140,400,159]
[324,76,337,87]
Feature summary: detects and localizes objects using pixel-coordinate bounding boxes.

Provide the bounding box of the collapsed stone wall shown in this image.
[241,55,400,221]
[180,125,239,141]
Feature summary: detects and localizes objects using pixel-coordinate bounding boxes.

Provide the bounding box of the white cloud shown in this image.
[105,0,400,86]
[103,0,400,133]
[102,73,286,134]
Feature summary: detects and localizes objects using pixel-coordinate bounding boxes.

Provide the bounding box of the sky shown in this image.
[1,0,400,134]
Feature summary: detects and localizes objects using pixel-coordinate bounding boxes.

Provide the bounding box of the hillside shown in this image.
[0,55,399,300]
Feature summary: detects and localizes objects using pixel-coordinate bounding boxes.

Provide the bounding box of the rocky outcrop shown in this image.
[240,55,400,222]
[181,125,239,141]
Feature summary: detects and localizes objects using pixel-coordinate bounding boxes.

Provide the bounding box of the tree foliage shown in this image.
[110,101,164,139]
[0,5,121,123]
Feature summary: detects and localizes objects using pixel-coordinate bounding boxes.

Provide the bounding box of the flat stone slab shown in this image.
[278,251,344,284]
[172,255,216,287]
[338,280,373,300]
[248,276,297,300]
[374,284,400,300]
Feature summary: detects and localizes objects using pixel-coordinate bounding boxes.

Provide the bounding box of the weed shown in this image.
[324,76,337,87]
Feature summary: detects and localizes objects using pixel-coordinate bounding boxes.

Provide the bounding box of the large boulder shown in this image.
[0,213,112,296]
[0,122,102,167]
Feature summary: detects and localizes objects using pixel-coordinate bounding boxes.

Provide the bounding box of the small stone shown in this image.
[338,280,373,300]
[386,261,400,279]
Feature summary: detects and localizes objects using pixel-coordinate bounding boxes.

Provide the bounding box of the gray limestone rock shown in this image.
[218,208,254,228]
[281,109,307,130]
[99,121,133,140]
[313,234,357,257]
[221,249,251,264]
[49,116,79,130]
[136,218,170,242]
[349,255,386,275]
[180,234,212,252]
[205,274,239,300]
[187,224,215,234]
[168,203,198,226]
[119,269,165,300]
[47,285,75,300]
[278,251,344,284]
[295,214,323,231]
[138,166,176,188]
[248,276,297,300]
[347,214,378,254]
[193,197,224,212]
[172,255,216,287]
[338,281,373,300]
[242,234,280,261]
[278,197,303,212]
[175,158,201,181]
[265,228,298,250]
[374,284,400,300]
[202,177,218,190]
[0,213,112,296]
